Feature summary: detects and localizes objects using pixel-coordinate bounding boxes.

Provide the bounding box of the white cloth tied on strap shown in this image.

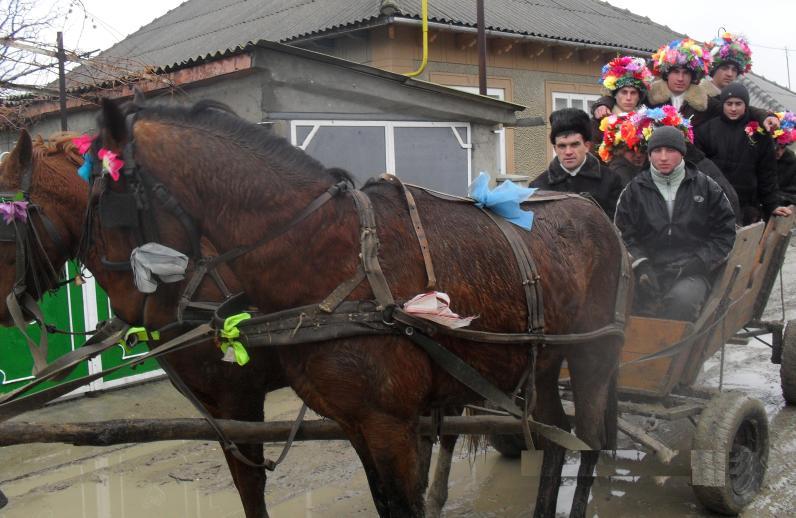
[403,291,477,329]
[130,242,189,294]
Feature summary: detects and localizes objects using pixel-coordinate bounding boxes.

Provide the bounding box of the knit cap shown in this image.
[647,126,687,155]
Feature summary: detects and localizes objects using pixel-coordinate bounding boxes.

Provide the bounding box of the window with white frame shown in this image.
[291,121,472,196]
[449,86,506,175]
[552,92,601,114]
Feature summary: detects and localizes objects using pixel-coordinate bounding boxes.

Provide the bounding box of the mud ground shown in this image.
[1,243,795,517]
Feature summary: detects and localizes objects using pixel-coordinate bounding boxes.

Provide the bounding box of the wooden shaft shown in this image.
[0,416,526,447]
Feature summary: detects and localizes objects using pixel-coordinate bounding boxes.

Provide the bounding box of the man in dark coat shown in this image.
[615,126,736,321]
[776,144,796,205]
[695,83,792,224]
[531,108,622,218]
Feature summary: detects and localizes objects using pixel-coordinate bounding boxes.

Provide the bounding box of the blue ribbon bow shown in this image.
[469,172,537,230]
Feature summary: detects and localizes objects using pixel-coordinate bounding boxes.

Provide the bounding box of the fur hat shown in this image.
[549,108,592,144]
[647,125,687,155]
[600,56,654,96]
[651,38,712,83]
[720,83,750,106]
[707,32,752,76]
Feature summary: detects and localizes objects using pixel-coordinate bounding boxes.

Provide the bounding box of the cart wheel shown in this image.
[488,432,525,458]
[780,319,796,405]
[691,391,768,515]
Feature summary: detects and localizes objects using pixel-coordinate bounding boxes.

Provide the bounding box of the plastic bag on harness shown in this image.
[130,242,189,293]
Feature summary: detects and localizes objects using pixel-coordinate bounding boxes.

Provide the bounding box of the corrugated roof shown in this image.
[67,0,685,88]
[740,74,796,112]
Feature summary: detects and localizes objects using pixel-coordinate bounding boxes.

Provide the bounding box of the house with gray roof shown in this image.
[7,0,795,177]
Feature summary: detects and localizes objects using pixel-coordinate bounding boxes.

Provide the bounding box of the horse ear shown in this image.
[6,129,33,175]
[100,97,127,148]
[132,87,146,106]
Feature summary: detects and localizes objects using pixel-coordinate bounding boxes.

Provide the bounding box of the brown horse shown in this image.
[0,131,282,517]
[0,130,461,518]
[91,97,629,517]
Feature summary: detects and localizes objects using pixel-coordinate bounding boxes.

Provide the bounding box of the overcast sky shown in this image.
[31,0,796,90]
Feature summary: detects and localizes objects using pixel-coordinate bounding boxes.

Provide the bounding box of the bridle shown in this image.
[1,156,73,374]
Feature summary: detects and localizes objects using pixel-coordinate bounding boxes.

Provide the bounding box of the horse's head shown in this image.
[0,130,84,324]
[91,95,235,323]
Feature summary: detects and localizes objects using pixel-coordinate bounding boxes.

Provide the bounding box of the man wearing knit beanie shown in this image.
[696,83,792,224]
[615,125,736,321]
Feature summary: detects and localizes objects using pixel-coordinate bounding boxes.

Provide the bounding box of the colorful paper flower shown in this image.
[0,200,29,224]
[650,38,713,82]
[71,134,96,155]
[771,112,796,146]
[98,148,123,181]
[706,32,752,75]
[599,56,653,95]
[599,105,693,162]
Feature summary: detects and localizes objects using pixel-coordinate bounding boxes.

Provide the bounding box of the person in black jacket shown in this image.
[776,144,796,205]
[695,83,792,224]
[531,108,622,218]
[615,126,736,321]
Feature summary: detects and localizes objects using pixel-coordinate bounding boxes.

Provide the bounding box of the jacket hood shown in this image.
[648,79,709,112]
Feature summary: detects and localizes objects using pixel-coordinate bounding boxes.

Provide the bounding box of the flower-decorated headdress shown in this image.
[771,112,796,146]
[599,56,654,96]
[707,32,752,75]
[598,105,693,162]
[650,38,712,83]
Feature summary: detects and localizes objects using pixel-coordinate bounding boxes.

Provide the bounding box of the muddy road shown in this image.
[1,245,795,517]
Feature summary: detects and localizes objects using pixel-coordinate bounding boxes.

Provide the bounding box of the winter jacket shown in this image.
[614,164,736,275]
[531,153,622,219]
[777,147,796,205]
[607,155,644,188]
[686,144,742,223]
[694,111,780,218]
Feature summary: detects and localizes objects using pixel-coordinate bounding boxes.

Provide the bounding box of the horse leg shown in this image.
[565,340,622,518]
[356,413,428,517]
[425,433,458,518]
[346,432,391,517]
[207,392,269,518]
[532,353,569,518]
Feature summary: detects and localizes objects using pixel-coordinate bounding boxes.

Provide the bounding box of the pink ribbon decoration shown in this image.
[403,291,477,329]
[0,201,29,224]
[72,134,96,155]
[98,148,124,181]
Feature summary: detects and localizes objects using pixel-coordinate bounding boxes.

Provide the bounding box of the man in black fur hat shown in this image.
[531,108,622,218]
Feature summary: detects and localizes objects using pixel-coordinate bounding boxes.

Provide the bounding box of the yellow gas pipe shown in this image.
[404,0,428,77]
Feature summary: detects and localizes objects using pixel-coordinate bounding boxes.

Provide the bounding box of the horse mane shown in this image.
[130,99,356,187]
[32,132,83,167]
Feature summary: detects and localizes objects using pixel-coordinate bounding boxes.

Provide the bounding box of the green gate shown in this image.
[0,263,162,396]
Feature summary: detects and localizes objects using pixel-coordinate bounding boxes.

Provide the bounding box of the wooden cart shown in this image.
[492,213,795,516]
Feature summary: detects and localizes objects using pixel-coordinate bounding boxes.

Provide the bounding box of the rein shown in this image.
[1,159,76,375]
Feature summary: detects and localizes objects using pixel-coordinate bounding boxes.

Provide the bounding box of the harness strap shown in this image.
[350,190,394,309]
[212,182,348,268]
[17,318,129,388]
[479,208,544,333]
[318,264,366,313]
[6,292,49,375]
[157,358,306,471]
[381,175,437,290]
[395,322,590,450]
[0,324,213,424]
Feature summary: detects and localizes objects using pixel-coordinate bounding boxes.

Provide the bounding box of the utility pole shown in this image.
[786,47,792,90]
[56,32,67,131]
[476,0,487,95]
